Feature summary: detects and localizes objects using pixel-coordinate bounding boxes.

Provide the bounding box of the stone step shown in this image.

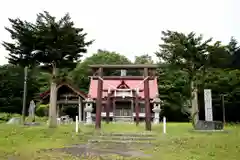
[88,139,153,144]
[98,132,156,137]
[95,136,156,141]
[114,117,133,122]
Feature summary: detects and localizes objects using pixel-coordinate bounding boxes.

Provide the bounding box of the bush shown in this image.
[0,113,21,122]
[36,104,49,117]
[0,112,48,123]
[25,116,48,122]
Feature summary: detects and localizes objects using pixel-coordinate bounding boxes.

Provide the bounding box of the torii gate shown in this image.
[89,64,159,131]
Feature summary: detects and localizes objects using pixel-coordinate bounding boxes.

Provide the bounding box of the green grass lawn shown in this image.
[0,122,239,160]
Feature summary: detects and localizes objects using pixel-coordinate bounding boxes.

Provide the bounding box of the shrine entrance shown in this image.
[114,101,133,122]
[115,101,132,117]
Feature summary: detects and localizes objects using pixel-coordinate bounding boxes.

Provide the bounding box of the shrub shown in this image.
[35,104,49,117]
[0,113,21,122]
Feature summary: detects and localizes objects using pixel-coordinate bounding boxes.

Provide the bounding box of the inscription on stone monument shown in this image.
[204,89,213,121]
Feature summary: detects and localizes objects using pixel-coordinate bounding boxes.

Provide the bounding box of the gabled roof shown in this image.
[88,78,159,99]
[40,82,87,100]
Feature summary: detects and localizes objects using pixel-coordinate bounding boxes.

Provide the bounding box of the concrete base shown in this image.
[194,120,224,130]
[189,129,229,134]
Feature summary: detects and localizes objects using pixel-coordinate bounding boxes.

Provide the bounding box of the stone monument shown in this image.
[195,89,223,130]
[28,100,36,122]
[204,89,213,121]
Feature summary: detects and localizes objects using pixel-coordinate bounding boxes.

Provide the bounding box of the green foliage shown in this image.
[0,113,21,122]
[158,67,190,110]
[134,54,154,64]
[35,104,49,117]
[3,11,93,70]
[156,31,212,77]
[0,65,40,114]
[36,71,51,93]
[207,41,231,68]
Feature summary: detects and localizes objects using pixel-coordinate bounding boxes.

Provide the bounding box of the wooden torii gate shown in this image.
[89,64,158,131]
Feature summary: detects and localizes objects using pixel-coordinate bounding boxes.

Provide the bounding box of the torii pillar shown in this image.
[95,67,103,129]
[106,89,111,124]
[144,67,151,131]
[135,91,140,126]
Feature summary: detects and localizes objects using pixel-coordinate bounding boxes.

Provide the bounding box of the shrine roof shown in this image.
[40,82,87,100]
[88,78,159,99]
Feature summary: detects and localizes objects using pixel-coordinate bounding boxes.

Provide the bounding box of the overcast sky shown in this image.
[0,0,238,65]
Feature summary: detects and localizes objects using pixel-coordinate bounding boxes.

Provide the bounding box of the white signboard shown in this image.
[204,89,213,121]
[120,70,127,76]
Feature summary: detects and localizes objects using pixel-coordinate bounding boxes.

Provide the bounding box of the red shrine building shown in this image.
[86,64,160,129]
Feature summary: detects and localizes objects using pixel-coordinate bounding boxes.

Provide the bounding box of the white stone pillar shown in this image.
[75,116,79,133]
[84,102,93,125]
[152,103,161,124]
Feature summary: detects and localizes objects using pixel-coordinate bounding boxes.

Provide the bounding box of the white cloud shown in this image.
[0,0,236,64]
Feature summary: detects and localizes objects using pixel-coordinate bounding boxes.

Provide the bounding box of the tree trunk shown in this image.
[48,67,58,128]
[191,80,199,127]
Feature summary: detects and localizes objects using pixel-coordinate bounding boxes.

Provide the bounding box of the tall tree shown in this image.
[3,11,93,127]
[156,30,212,126]
[228,37,240,68]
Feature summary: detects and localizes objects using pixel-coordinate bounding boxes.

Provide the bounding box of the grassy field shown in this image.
[0,122,239,160]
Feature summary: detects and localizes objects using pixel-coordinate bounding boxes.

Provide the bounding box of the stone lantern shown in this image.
[151,94,162,124]
[84,98,94,125]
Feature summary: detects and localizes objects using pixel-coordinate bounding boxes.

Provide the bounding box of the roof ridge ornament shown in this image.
[117,80,130,89]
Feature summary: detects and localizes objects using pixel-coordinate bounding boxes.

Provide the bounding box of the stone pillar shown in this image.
[84,98,93,125]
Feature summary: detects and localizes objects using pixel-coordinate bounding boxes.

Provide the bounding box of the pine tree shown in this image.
[3,11,93,127]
